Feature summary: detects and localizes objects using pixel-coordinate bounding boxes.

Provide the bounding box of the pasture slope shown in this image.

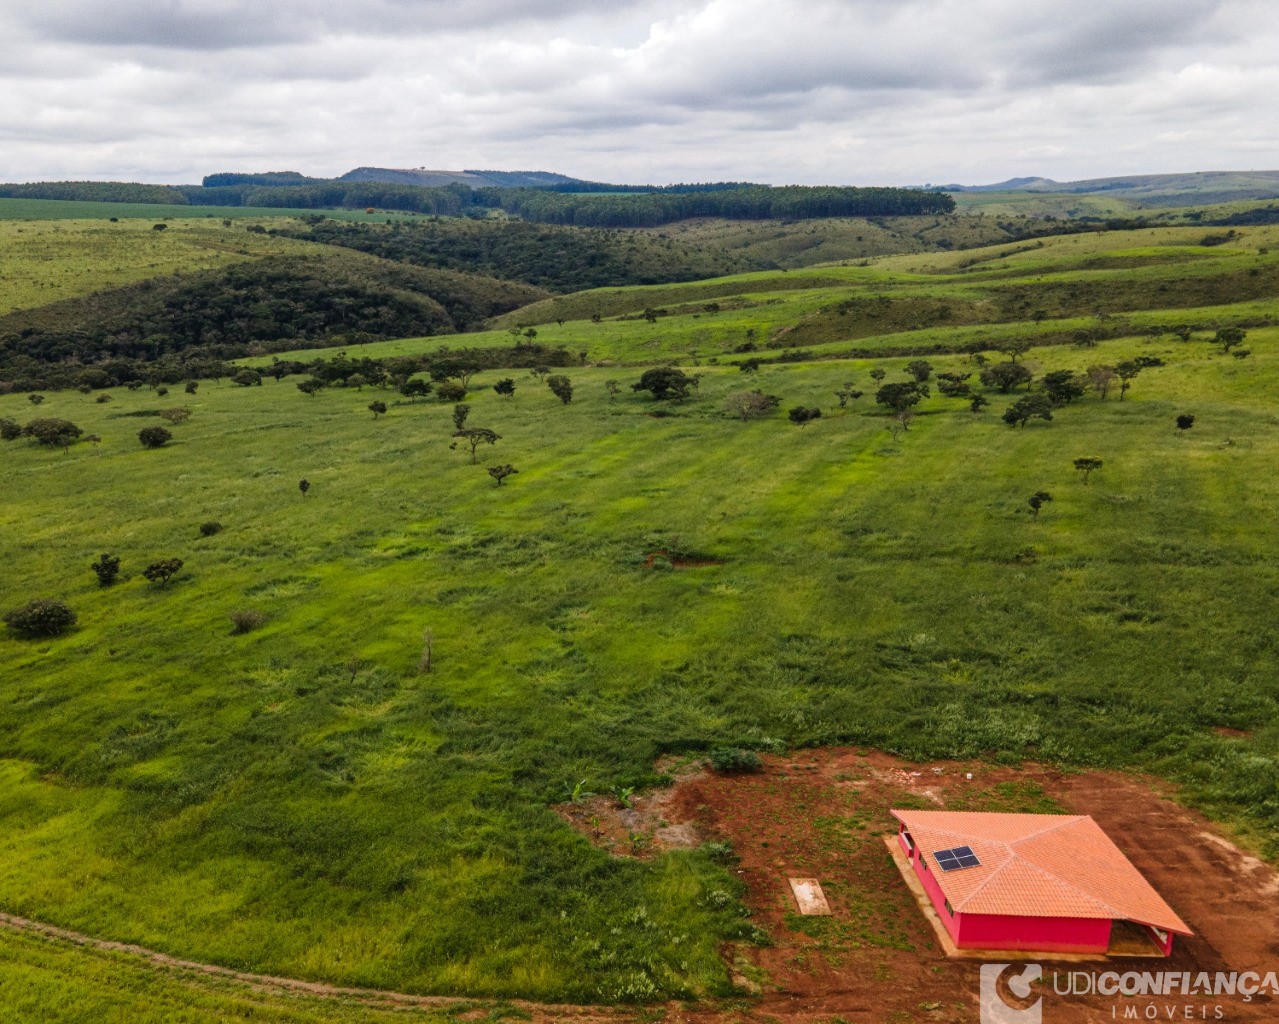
[1,221,1278,1022]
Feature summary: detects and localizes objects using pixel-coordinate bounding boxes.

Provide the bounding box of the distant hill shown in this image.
[941,170,1279,206]
[337,166,590,189]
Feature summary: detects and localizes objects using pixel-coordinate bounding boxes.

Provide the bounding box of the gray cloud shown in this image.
[0,0,1275,185]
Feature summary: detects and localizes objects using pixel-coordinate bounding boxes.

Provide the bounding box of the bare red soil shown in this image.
[568,748,1279,1023]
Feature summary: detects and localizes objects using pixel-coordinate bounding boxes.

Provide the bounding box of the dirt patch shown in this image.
[639,749,1279,1024]
[1213,725,1254,739]
[556,760,708,857]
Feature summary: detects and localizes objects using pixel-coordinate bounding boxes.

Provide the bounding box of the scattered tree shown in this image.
[905,359,933,383]
[788,406,822,427]
[1176,413,1196,430]
[368,400,387,418]
[875,381,929,424]
[604,379,621,399]
[28,394,44,406]
[345,373,368,390]
[739,358,762,374]
[90,553,121,587]
[25,418,83,451]
[143,558,183,587]
[1214,327,1247,354]
[232,369,262,387]
[1003,393,1054,427]
[138,426,172,448]
[995,338,1033,362]
[493,378,516,399]
[159,406,192,425]
[980,361,1034,393]
[436,381,467,403]
[546,374,573,404]
[1028,491,1053,518]
[229,610,266,635]
[1085,364,1117,400]
[4,598,76,638]
[632,366,695,400]
[935,372,973,399]
[487,464,518,486]
[297,378,325,396]
[530,365,550,380]
[298,478,311,497]
[398,377,432,400]
[0,417,22,440]
[834,385,864,407]
[725,390,780,420]
[1073,456,1103,484]
[869,368,887,385]
[185,381,199,395]
[969,393,990,414]
[452,403,471,431]
[1040,370,1086,406]
[453,427,500,463]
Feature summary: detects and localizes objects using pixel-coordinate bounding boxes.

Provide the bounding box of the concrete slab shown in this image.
[788,877,832,916]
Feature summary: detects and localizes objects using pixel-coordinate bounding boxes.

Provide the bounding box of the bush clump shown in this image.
[229,610,267,635]
[199,521,223,537]
[4,598,76,638]
[138,426,173,448]
[709,747,763,774]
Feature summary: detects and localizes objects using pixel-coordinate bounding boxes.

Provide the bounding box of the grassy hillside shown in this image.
[1,223,1278,1013]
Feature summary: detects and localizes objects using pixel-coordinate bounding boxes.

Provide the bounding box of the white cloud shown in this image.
[0,0,1275,185]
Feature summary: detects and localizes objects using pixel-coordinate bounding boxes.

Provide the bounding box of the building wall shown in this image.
[956,912,1114,953]
[898,825,962,945]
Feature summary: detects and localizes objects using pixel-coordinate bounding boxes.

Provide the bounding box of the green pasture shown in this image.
[2,328,1278,1003]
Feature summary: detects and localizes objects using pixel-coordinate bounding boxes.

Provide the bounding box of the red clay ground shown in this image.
[565,749,1279,1024]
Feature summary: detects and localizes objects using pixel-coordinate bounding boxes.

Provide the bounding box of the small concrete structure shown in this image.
[788,877,832,916]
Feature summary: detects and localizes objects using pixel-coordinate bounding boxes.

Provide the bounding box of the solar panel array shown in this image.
[934,845,981,871]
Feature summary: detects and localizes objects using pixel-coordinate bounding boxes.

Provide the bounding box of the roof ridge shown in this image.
[952,848,1016,911]
[1009,850,1126,920]
[1006,815,1088,846]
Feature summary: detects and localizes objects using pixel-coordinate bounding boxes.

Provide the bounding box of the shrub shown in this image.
[232,369,262,387]
[436,381,467,402]
[90,553,121,587]
[229,610,267,635]
[0,417,21,441]
[4,598,76,638]
[546,375,573,404]
[787,406,822,427]
[138,426,173,448]
[155,386,169,397]
[368,400,387,418]
[159,407,192,425]
[95,393,112,404]
[1176,413,1196,430]
[184,381,199,395]
[199,521,223,537]
[142,558,183,587]
[709,747,763,773]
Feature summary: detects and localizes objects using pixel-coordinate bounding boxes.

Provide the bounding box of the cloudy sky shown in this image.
[1,0,1276,186]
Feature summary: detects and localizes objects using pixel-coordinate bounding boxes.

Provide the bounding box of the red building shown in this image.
[892,810,1191,956]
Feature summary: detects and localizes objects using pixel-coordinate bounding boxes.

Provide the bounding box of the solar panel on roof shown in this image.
[934,845,981,871]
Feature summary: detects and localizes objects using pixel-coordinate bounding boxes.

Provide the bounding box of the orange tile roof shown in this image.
[891,810,1191,935]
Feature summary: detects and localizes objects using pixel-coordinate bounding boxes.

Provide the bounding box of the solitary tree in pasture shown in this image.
[24,419,83,452]
[834,386,863,407]
[232,369,262,387]
[1003,393,1054,427]
[91,553,121,587]
[1028,492,1053,518]
[368,400,387,418]
[138,426,172,448]
[436,381,466,402]
[1214,327,1247,354]
[995,338,1033,362]
[869,368,887,385]
[1073,456,1103,484]
[632,367,695,401]
[546,375,573,404]
[453,427,500,463]
[298,478,311,497]
[788,406,822,428]
[452,403,471,431]
[935,372,972,399]
[143,558,183,587]
[488,464,518,486]
[725,390,780,421]
[297,378,325,397]
[969,393,990,414]
[605,380,621,399]
[1115,361,1142,401]
[493,378,516,399]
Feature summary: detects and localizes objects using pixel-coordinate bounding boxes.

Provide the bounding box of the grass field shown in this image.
[2,221,1279,1017]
